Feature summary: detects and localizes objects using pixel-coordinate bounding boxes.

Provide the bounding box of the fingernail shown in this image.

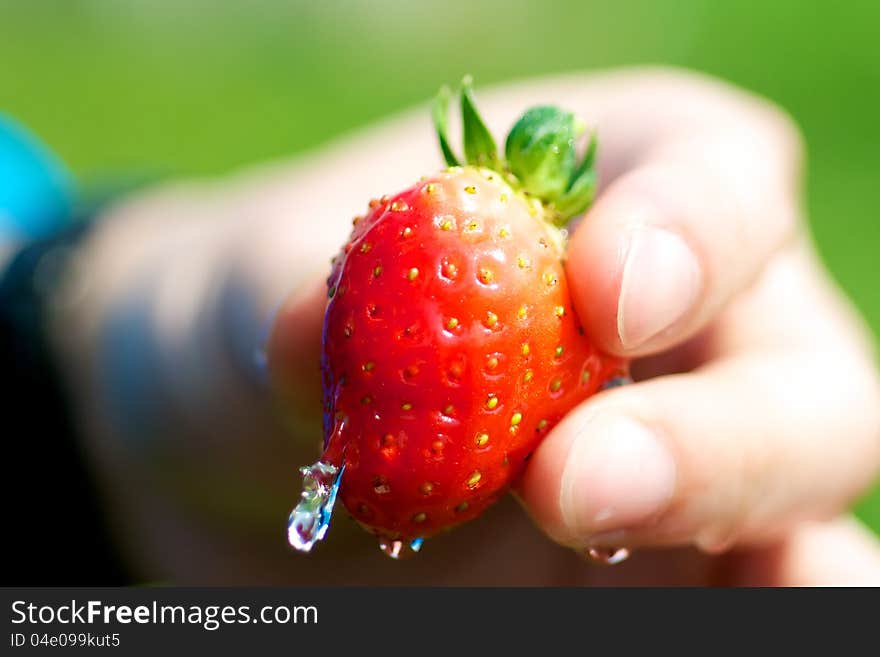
[561,414,676,539]
[618,226,701,349]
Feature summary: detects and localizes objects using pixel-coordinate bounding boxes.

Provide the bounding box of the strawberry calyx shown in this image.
[433,76,597,227]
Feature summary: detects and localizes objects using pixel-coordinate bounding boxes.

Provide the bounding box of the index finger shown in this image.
[565,74,803,355]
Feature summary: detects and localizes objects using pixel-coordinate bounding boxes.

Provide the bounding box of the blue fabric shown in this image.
[0,114,73,241]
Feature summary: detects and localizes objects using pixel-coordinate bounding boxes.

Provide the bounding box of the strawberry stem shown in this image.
[432,78,598,226]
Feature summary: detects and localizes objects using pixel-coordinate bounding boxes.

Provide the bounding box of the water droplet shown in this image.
[287,461,343,552]
[585,546,631,565]
[379,537,422,560]
[379,539,405,559]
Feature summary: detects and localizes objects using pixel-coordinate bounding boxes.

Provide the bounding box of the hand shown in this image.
[57,68,880,585]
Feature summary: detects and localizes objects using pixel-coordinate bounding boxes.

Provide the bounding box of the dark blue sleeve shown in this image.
[0,117,129,584]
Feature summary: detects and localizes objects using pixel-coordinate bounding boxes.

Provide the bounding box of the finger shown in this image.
[521,347,880,553]
[266,273,327,419]
[566,110,802,357]
[727,517,880,586]
[520,252,880,554]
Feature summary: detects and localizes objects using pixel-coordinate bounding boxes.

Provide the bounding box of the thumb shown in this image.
[266,273,327,421]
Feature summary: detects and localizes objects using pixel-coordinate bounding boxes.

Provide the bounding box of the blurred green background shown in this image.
[2,0,878,532]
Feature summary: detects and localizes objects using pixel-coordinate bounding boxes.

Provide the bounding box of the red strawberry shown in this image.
[284,77,628,558]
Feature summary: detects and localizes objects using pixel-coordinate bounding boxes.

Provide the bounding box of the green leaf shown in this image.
[460,75,498,168]
[432,85,460,167]
[567,130,597,192]
[504,106,578,202]
[554,132,598,223]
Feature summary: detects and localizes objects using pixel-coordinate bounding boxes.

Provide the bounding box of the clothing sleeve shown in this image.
[0,114,74,242]
[0,117,130,584]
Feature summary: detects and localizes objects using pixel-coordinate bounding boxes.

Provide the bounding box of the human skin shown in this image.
[51,68,880,585]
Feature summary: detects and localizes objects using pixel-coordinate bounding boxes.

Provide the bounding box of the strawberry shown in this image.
[284,77,628,558]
